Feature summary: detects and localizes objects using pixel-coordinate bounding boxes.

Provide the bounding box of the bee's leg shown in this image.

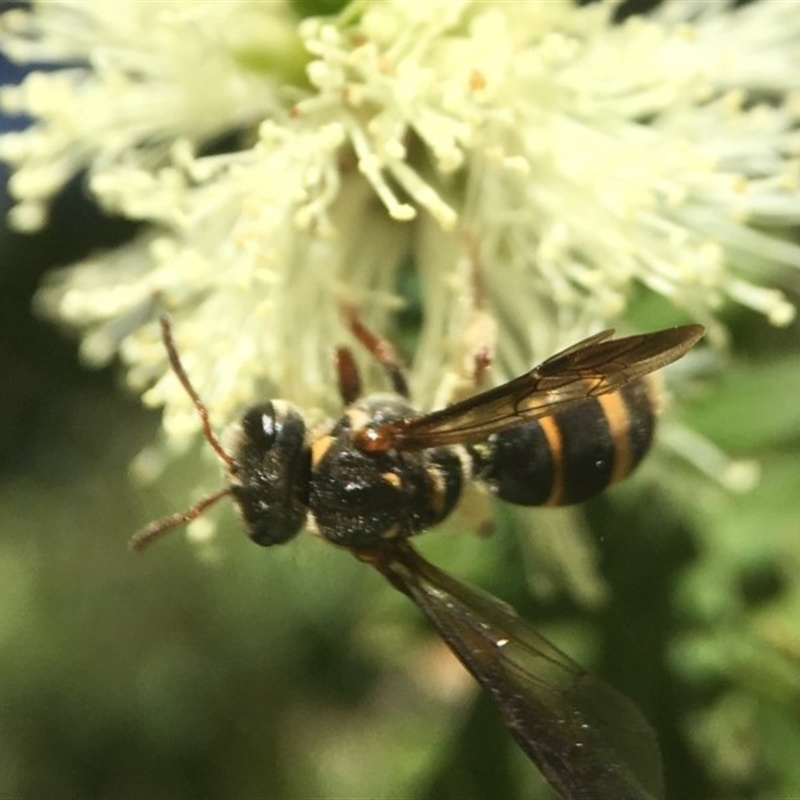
[462,232,496,391]
[428,234,497,409]
[341,304,409,398]
[334,345,362,406]
[470,344,493,389]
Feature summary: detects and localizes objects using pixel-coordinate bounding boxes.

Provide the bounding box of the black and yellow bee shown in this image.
[132,313,703,800]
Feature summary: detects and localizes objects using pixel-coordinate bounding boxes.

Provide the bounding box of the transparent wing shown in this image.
[371,543,664,800]
[380,325,703,451]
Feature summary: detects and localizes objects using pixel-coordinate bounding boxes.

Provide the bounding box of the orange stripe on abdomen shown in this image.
[597,391,631,487]
[540,416,565,506]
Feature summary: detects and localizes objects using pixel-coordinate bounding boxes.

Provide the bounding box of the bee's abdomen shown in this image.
[472,380,657,507]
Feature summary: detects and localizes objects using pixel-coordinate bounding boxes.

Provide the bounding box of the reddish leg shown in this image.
[341,304,409,398]
[462,232,495,390]
[335,345,362,406]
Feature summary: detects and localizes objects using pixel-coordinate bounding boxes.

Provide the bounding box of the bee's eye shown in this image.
[241,403,278,450]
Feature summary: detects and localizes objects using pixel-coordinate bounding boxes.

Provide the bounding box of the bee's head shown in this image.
[230,401,311,547]
[129,316,311,553]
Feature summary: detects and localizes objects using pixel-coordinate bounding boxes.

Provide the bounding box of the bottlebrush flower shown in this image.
[0,0,798,453]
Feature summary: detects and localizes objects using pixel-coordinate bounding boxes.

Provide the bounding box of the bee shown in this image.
[131,313,703,800]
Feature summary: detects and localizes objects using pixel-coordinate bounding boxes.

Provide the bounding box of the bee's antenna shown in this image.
[129,315,237,552]
[159,315,235,470]
[129,487,233,552]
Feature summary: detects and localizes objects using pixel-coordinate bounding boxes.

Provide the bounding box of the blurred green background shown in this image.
[3,70,800,800]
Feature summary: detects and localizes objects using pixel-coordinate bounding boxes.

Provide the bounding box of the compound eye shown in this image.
[241,403,278,451]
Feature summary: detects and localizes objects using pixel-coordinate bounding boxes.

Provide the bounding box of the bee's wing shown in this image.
[383,325,703,451]
[373,543,664,800]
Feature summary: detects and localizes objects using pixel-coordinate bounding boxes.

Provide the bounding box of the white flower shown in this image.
[1,0,799,453]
